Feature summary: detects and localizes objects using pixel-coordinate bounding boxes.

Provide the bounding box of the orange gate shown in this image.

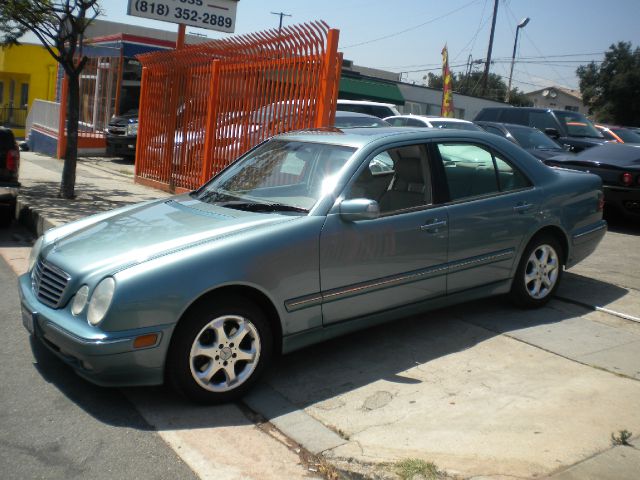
[135,21,341,193]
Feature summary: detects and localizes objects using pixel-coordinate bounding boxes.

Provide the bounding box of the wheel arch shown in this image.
[520,224,570,268]
[172,285,283,356]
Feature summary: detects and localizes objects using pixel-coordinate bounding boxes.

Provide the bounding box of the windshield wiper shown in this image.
[217,201,309,213]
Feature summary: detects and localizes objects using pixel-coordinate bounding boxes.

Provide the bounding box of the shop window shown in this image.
[20,83,29,107]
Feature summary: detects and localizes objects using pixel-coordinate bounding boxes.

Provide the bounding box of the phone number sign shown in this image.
[127,0,238,33]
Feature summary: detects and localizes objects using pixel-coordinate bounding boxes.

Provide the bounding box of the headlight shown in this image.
[126,122,138,136]
[28,236,44,272]
[87,277,115,326]
[71,285,89,316]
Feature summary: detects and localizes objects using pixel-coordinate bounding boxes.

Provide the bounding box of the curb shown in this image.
[15,196,59,237]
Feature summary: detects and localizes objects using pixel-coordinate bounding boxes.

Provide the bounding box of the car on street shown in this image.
[19,127,606,403]
[476,121,567,161]
[595,124,640,144]
[334,111,391,128]
[384,115,484,131]
[105,109,138,158]
[544,143,640,219]
[474,107,607,152]
[0,127,20,226]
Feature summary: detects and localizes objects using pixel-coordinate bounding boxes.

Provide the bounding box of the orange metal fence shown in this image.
[135,21,341,193]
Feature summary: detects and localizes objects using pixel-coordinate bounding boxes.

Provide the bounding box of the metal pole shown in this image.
[176,24,186,50]
[270,11,292,33]
[506,29,521,103]
[481,0,499,97]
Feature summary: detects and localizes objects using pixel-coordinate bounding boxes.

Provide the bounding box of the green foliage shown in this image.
[426,71,532,106]
[611,429,633,446]
[577,42,640,126]
[394,458,442,480]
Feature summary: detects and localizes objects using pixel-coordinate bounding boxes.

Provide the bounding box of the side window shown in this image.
[437,143,530,201]
[500,109,528,125]
[405,118,426,127]
[483,125,506,137]
[346,144,431,214]
[494,154,530,191]
[387,117,406,127]
[529,112,558,131]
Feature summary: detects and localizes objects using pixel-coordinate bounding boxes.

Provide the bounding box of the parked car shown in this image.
[336,99,401,119]
[474,107,606,152]
[385,115,484,131]
[0,127,20,226]
[476,121,566,161]
[595,124,640,144]
[105,109,138,158]
[20,128,606,403]
[334,111,390,128]
[545,143,640,219]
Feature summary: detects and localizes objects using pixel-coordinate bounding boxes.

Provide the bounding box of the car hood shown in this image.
[42,196,295,276]
[109,111,138,126]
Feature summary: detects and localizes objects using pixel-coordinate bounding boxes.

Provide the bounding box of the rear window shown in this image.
[475,109,500,121]
[555,111,603,138]
[338,104,396,119]
[429,121,482,131]
[501,109,528,125]
[612,128,640,143]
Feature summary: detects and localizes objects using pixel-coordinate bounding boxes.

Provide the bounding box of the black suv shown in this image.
[106,109,138,158]
[0,127,20,226]
[474,107,606,152]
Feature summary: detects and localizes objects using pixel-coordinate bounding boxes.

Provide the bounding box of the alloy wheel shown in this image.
[524,244,559,300]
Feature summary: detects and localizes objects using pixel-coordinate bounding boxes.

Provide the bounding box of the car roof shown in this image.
[385,115,473,123]
[276,126,496,149]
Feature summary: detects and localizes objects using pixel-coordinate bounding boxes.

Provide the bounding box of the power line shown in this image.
[342,0,480,49]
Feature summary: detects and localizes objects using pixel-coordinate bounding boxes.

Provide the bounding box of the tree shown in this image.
[1,0,101,199]
[577,42,640,126]
[426,71,532,107]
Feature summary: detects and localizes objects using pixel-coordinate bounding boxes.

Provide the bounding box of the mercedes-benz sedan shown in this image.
[19,127,606,403]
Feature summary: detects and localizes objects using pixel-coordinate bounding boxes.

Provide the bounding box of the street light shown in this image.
[506,17,530,103]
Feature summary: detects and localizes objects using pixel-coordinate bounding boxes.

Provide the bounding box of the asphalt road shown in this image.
[0,253,198,480]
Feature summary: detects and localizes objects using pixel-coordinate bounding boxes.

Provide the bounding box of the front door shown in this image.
[319,143,448,325]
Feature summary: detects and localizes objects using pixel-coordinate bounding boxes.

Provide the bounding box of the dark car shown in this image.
[595,124,640,144]
[105,109,138,158]
[476,121,567,161]
[545,143,640,219]
[0,127,20,226]
[474,107,606,153]
[334,111,390,128]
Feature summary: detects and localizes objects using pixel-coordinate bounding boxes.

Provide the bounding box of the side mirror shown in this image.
[339,198,380,221]
[544,128,561,139]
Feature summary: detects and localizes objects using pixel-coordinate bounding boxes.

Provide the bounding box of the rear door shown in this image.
[434,141,538,293]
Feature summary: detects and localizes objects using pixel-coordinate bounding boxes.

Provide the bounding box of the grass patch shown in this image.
[611,429,633,446]
[394,458,441,480]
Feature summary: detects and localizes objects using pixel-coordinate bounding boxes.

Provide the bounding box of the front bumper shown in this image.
[18,272,172,387]
[106,135,137,157]
[0,181,19,206]
[603,185,640,218]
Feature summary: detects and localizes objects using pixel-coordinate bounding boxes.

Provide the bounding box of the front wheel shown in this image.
[510,235,564,308]
[167,297,272,404]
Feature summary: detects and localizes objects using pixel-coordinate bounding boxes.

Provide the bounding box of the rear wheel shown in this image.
[167,297,272,404]
[510,234,563,308]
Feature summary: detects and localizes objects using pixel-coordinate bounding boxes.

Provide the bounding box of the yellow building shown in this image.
[0,43,58,138]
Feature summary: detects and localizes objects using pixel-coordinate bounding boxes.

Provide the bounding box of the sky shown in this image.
[95,0,640,92]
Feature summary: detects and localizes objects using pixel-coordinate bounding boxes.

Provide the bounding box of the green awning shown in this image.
[339,76,404,105]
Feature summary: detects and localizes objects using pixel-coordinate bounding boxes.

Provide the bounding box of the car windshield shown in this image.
[429,121,483,131]
[194,140,356,213]
[509,126,563,150]
[612,127,640,143]
[555,111,603,138]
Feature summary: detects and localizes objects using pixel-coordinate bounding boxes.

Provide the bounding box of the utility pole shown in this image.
[271,11,292,33]
[481,0,499,97]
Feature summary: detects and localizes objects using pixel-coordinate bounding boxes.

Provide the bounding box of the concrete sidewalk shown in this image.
[8,151,640,480]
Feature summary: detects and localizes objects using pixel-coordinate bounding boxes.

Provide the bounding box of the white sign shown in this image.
[127,0,238,33]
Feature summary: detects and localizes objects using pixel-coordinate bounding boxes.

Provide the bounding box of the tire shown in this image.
[166,296,273,404]
[510,234,564,309]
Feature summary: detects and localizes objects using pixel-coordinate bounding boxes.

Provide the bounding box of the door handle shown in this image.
[420,219,447,232]
[513,202,533,214]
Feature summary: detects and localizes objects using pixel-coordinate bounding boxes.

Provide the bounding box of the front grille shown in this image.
[32,259,71,308]
[107,126,127,136]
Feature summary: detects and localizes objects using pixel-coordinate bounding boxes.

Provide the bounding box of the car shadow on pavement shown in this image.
[29,335,156,431]
[27,272,631,432]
